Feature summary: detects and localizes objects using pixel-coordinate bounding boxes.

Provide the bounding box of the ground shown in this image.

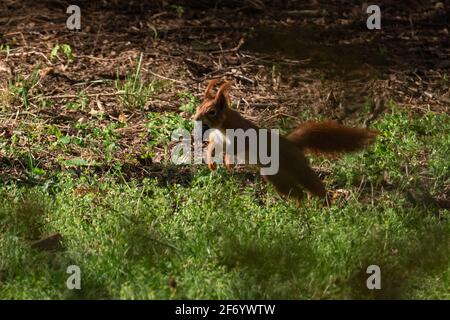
[0,0,449,299]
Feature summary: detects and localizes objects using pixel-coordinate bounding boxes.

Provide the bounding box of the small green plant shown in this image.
[8,68,40,108]
[66,91,89,111]
[171,5,184,17]
[147,23,159,41]
[49,44,74,63]
[62,157,97,167]
[92,123,120,164]
[321,8,329,17]
[145,112,192,147]
[178,92,199,115]
[116,55,167,109]
[0,44,10,55]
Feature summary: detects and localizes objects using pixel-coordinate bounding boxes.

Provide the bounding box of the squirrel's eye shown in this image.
[208,109,217,117]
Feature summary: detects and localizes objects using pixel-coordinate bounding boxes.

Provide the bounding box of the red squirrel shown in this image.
[193,80,378,204]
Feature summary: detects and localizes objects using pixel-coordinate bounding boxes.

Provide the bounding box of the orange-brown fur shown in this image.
[193,80,378,204]
[287,121,377,155]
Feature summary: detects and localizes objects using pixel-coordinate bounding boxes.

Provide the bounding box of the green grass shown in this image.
[0,107,449,299]
[8,67,40,109]
[115,55,168,109]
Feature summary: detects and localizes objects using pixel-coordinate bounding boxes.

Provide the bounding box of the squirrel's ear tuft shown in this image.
[204,79,219,99]
[215,81,233,109]
[217,81,232,95]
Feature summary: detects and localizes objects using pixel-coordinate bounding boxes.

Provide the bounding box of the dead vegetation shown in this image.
[0,0,449,182]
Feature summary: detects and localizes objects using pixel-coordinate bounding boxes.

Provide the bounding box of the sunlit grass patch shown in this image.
[0,107,448,299]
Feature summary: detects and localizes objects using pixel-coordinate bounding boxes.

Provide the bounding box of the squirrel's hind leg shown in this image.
[295,163,326,198]
[263,173,305,205]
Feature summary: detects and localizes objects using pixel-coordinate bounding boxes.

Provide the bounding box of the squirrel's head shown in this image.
[193,80,232,129]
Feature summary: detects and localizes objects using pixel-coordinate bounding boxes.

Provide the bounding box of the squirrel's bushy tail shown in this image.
[286,121,378,155]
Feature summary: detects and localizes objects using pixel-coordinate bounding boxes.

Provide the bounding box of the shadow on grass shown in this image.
[217,233,317,299]
[123,221,177,265]
[217,211,449,299]
[0,191,48,240]
[62,270,112,300]
[0,193,112,299]
[343,218,450,299]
